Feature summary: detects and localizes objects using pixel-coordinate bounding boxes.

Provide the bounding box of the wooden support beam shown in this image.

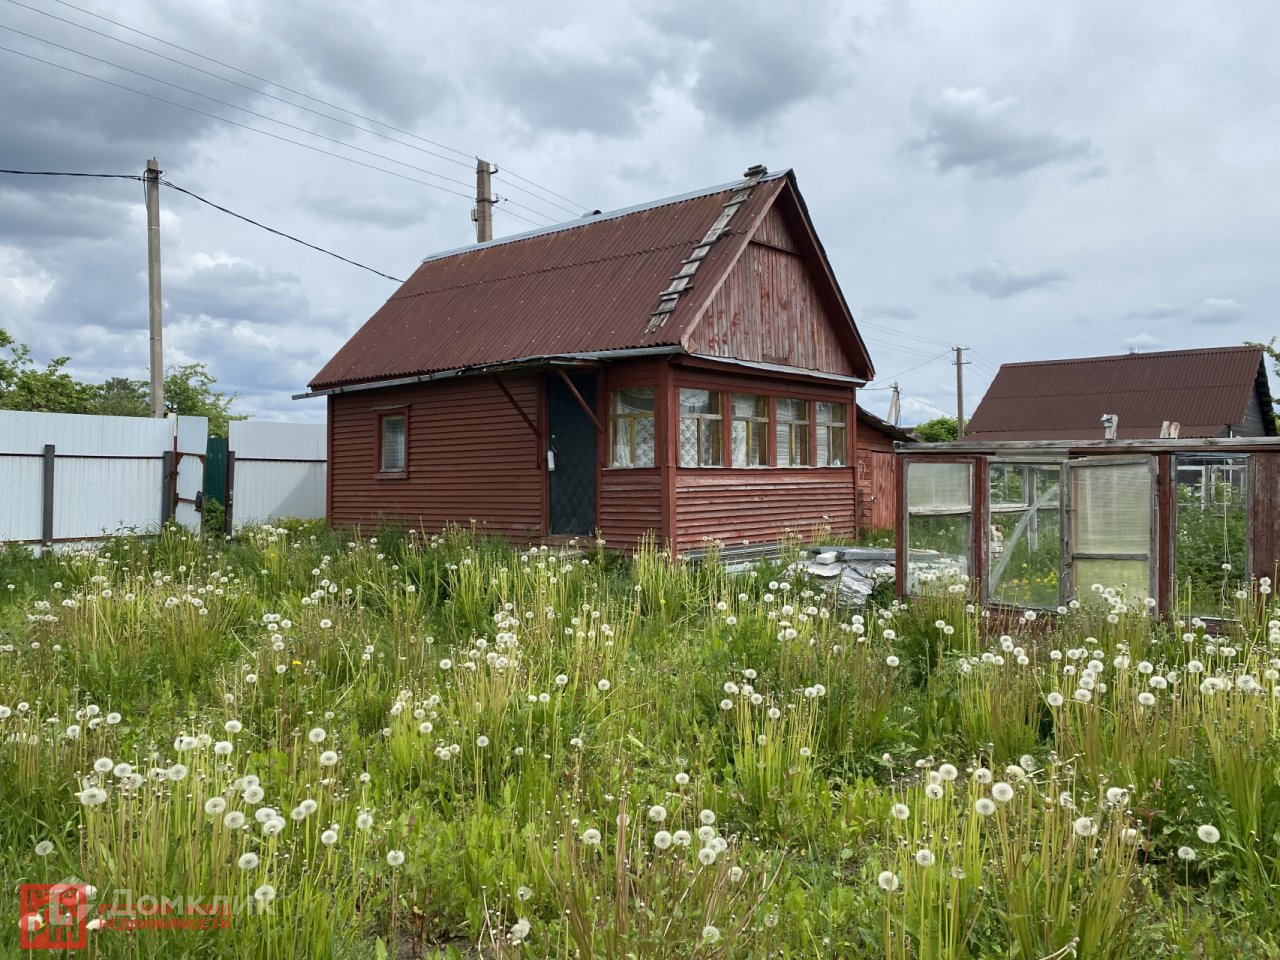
[492,375,540,436]
[553,367,603,434]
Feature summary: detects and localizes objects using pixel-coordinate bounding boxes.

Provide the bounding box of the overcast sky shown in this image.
[1,0,1276,424]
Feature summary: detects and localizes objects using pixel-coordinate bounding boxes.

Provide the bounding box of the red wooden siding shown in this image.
[857,449,897,531]
[598,471,663,545]
[598,359,666,546]
[329,375,544,538]
[1254,452,1280,581]
[673,471,856,552]
[685,208,856,376]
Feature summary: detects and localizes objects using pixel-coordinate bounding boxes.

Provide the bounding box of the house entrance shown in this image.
[547,373,598,536]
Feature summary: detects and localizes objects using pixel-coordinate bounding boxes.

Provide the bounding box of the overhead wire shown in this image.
[15,0,589,215]
[0,45,561,224]
[865,349,954,385]
[0,168,407,282]
[0,23,527,207]
[158,178,405,282]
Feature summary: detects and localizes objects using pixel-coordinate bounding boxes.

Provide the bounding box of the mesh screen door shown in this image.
[1064,457,1156,601]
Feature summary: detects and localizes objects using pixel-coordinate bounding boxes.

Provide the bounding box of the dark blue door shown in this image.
[547,374,597,535]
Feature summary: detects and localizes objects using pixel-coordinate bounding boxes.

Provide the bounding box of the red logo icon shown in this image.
[19,884,87,950]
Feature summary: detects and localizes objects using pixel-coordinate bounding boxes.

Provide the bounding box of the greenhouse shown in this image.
[894,437,1280,617]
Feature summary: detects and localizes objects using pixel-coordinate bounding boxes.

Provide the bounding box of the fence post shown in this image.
[161,450,175,527]
[224,451,235,537]
[42,444,55,546]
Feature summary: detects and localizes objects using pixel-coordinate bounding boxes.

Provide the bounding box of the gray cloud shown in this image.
[1126,298,1247,325]
[911,87,1096,178]
[484,30,672,137]
[952,261,1071,299]
[645,0,851,127]
[863,302,917,320]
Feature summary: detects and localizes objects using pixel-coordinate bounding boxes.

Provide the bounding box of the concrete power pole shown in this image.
[953,346,969,437]
[473,159,496,242]
[144,158,164,418]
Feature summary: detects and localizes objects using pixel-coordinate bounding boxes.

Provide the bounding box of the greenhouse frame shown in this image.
[894,437,1280,617]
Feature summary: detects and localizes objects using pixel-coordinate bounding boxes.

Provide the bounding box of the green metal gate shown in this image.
[204,436,228,505]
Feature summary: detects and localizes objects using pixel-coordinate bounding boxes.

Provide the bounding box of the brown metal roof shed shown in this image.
[966,345,1275,441]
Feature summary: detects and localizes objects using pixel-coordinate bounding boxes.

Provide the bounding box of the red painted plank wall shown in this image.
[598,471,662,547]
[673,471,856,552]
[329,375,544,539]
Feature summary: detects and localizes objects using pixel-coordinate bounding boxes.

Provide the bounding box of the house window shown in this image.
[380,414,406,473]
[730,394,768,467]
[679,389,722,467]
[776,398,810,466]
[816,402,847,466]
[610,388,655,467]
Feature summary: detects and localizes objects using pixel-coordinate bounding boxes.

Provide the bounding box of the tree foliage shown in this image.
[913,416,959,443]
[0,327,243,436]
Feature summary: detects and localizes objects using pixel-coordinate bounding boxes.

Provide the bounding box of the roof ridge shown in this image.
[419,169,791,265]
[996,345,1259,369]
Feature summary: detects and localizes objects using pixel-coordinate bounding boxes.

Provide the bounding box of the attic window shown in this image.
[380,414,406,473]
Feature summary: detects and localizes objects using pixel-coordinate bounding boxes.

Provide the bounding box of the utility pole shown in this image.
[472,158,496,242]
[953,346,969,437]
[888,382,901,427]
[145,158,164,418]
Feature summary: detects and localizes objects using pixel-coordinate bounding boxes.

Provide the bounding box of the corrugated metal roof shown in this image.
[310,170,860,390]
[966,346,1274,440]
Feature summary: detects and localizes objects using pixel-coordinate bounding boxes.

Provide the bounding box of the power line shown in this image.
[866,349,954,383]
[159,178,405,283]
[901,392,954,419]
[0,44,529,215]
[0,23,519,207]
[4,1,575,223]
[17,0,589,215]
[0,168,140,179]
[858,318,954,348]
[864,337,947,359]
[0,168,407,283]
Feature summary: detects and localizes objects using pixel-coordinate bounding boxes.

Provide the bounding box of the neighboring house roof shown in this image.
[857,405,916,444]
[310,168,873,390]
[966,346,1276,440]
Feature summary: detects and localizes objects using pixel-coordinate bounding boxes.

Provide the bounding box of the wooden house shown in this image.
[303,166,878,551]
[966,346,1277,440]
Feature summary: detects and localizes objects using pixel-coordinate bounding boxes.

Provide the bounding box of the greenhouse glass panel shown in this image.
[1073,463,1151,555]
[987,462,1063,608]
[906,461,973,592]
[1173,454,1249,618]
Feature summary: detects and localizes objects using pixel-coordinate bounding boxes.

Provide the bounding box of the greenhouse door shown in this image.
[1063,457,1157,601]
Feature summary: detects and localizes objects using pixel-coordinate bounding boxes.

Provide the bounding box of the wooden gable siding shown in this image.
[328,375,544,538]
[684,205,855,376]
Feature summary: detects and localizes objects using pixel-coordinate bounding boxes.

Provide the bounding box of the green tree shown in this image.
[913,416,959,442]
[161,362,245,438]
[1246,337,1280,433]
[92,377,151,418]
[0,328,244,436]
[0,329,97,413]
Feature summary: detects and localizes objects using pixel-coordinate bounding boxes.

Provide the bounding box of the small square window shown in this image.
[380,414,406,473]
